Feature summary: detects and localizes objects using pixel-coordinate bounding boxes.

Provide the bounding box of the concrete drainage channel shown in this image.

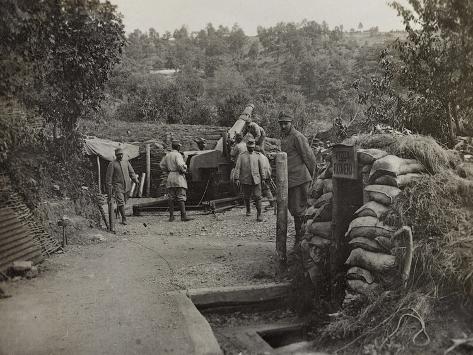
[172,283,325,355]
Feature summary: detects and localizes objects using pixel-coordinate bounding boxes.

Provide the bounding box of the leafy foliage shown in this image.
[1,0,125,157]
[390,0,473,144]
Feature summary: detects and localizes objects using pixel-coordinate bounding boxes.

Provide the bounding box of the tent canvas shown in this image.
[84,137,140,161]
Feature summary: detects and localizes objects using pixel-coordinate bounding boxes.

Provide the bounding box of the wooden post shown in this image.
[275,152,288,262]
[138,172,146,197]
[146,144,151,196]
[96,155,101,194]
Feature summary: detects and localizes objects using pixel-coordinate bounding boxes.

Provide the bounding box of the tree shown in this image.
[228,24,247,59]
[1,0,125,156]
[358,22,364,31]
[391,0,473,143]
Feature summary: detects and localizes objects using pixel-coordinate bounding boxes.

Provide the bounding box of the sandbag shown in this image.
[313,202,332,222]
[345,248,396,273]
[358,149,388,165]
[369,155,425,182]
[374,173,422,188]
[349,237,384,253]
[314,192,333,208]
[347,266,375,284]
[307,235,331,248]
[322,179,333,194]
[310,178,324,199]
[365,185,401,206]
[347,279,381,298]
[318,164,333,179]
[375,236,393,252]
[301,218,312,237]
[361,164,373,173]
[355,201,389,219]
[308,221,332,239]
[305,206,318,218]
[345,216,395,239]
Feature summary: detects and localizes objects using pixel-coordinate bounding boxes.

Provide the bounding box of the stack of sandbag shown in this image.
[344,151,425,299]
[301,163,333,285]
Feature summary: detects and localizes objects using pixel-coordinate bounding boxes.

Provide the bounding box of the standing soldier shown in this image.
[234,137,265,222]
[278,113,317,261]
[160,140,193,222]
[106,148,139,225]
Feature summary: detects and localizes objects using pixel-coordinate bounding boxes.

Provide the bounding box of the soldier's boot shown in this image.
[179,201,193,222]
[245,199,251,216]
[256,200,264,222]
[168,200,175,222]
[118,205,127,225]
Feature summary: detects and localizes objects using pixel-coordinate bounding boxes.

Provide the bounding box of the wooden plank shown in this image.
[187,282,292,308]
[174,293,223,355]
[275,152,288,262]
[146,144,151,196]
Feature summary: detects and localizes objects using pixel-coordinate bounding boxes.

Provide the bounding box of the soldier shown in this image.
[105,148,139,225]
[234,137,265,222]
[159,140,193,222]
[278,113,317,262]
[242,114,266,155]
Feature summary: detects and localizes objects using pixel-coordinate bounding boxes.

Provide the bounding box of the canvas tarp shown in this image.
[84,137,140,162]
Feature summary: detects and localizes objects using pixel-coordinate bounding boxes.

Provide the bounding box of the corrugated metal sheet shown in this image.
[0,207,44,272]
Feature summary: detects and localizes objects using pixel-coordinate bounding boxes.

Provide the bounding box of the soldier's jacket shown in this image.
[258,153,272,180]
[242,122,265,145]
[234,151,264,185]
[160,150,188,189]
[281,127,317,188]
[106,159,137,193]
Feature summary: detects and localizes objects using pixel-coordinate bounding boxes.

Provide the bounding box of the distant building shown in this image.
[149,69,179,76]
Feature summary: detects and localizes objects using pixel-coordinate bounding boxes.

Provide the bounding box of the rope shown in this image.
[197,175,212,206]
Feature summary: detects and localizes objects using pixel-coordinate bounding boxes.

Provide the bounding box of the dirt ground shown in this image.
[0,205,294,355]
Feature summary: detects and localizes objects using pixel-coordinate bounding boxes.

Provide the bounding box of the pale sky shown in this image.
[109,0,408,35]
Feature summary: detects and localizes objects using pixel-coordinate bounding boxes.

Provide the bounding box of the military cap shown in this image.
[278,112,293,122]
[115,147,124,155]
[194,137,206,143]
[246,137,256,146]
[235,132,243,138]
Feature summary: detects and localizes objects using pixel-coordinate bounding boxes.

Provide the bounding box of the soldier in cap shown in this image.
[159,140,193,222]
[234,137,265,222]
[278,112,317,263]
[105,147,139,225]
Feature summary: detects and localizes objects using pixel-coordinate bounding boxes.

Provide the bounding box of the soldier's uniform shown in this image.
[105,147,139,225]
[159,141,192,222]
[278,113,317,260]
[234,138,264,222]
[242,121,266,155]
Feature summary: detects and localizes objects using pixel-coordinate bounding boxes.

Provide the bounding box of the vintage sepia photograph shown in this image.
[1,0,473,354]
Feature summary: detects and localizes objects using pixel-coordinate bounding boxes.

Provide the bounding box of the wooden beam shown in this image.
[146,144,151,196]
[275,152,288,262]
[186,282,292,308]
[96,155,101,194]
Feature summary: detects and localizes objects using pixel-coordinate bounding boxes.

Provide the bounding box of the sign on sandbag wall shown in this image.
[332,144,358,180]
[330,143,363,307]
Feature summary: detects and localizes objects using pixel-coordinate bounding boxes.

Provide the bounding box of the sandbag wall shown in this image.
[300,163,334,288]
[344,150,425,300]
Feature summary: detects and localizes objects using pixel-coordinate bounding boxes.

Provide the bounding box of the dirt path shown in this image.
[0,207,289,355]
